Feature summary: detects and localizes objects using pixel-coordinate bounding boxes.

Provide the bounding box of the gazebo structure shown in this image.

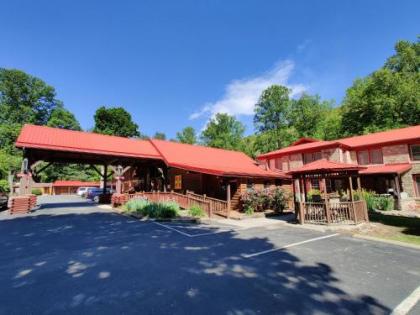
[288,159,369,225]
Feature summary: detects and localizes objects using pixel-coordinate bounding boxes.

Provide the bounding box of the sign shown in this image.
[174,175,182,190]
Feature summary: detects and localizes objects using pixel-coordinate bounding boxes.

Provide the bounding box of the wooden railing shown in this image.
[301,200,368,225]
[115,191,229,218]
[186,191,230,218]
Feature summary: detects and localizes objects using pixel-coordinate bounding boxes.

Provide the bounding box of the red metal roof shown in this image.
[150,139,287,178]
[53,180,100,187]
[15,125,287,179]
[359,163,412,175]
[16,124,161,159]
[258,125,420,159]
[339,125,420,148]
[287,159,365,175]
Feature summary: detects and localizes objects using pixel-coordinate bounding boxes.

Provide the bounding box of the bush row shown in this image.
[123,199,180,218]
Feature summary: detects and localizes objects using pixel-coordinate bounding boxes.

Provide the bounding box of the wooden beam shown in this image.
[348,176,354,202]
[395,175,401,210]
[226,182,231,219]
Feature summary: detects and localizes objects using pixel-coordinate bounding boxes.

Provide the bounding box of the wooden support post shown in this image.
[103,164,108,195]
[322,177,331,224]
[349,176,354,202]
[394,175,401,210]
[227,182,231,219]
[357,176,361,191]
[298,176,305,224]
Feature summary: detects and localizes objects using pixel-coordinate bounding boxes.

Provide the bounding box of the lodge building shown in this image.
[257,125,420,211]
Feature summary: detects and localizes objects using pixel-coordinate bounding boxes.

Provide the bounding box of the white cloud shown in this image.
[190,60,306,120]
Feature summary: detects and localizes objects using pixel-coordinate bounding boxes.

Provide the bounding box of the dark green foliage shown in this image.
[31,188,42,196]
[47,104,81,130]
[201,113,245,150]
[153,132,166,140]
[341,39,420,136]
[93,106,140,137]
[176,126,197,144]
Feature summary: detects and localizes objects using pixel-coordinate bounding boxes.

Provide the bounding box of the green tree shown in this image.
[0,68,58,126]
[93,106,140,137]
[201,113,245,150]
[341,39,420,135]
[47,104,81,130]
[314,108,342,140]
[287,94,333,138]
[176,126,197,144]
[153,132,166,140]
[254,85,291,133]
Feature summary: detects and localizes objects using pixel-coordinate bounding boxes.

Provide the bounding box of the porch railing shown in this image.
[186,191,230,218]
[300,200,368,225]
[112,191,229,218]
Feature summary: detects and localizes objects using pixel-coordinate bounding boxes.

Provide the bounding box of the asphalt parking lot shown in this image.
[0,196,419,314]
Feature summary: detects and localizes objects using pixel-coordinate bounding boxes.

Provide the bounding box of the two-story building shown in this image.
[257,125,420,211]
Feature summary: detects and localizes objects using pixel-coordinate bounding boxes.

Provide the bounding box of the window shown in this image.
[275,158,282,170]
[357,149,383,165]
[410,145,420,161]
[303,152,322,164]
[357,151,369,165]
[415,176,420,197]
[371,149,383,164]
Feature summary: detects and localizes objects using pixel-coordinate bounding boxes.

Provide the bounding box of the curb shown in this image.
[353,234,420,250]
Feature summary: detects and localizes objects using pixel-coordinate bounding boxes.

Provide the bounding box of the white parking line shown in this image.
[391,285,420,315]
[242,233,339,258]
[153,221,236,238]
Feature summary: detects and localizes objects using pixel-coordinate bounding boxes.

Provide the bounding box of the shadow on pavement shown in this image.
[0,212,390,315]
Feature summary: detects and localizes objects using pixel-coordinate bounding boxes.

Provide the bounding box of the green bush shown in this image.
[124,199,149,214]
[31,188,42,196]
[244,205,254,215]
[374,195,394,211]
[189,204,205,217]
[354,190,394,211]
[145,201,180,218]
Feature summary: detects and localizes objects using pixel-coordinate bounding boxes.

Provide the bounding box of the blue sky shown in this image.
[1,0,419,138]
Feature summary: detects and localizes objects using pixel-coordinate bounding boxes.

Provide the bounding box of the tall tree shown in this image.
[176,126,197,144]
[201,113,245,150]
[287,94,333,138]
[0,68,58,126]
[93,106,140,137]
[341,39,420,135]
[153,132,166,140]
[47,104,81,130]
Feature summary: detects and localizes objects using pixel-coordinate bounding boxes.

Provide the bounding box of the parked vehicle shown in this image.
[0,192,8,210]
[86,187,113,203]
[76,187,89,197]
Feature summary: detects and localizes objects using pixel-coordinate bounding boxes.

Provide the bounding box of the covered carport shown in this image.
[14,124,166,200]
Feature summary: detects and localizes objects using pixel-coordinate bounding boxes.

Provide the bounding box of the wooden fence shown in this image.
[114,191,229,218]
[300,200,368,225]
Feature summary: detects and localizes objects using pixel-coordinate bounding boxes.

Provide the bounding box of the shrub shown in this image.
[31,188,42,196]
[145,201,180,218]
[354,190,394,211]
[244,204,254,215]
[124,198,149,214]
[189,204,205,217]
[241,187,287,213]
[374,195,394,211]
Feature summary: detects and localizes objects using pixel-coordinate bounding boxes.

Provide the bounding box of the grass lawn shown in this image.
[363,212,420,246]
